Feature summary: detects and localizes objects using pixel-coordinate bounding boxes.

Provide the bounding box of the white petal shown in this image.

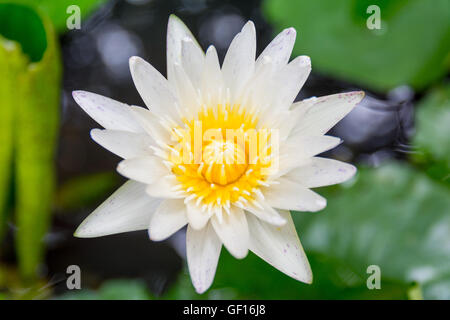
[90,129,153,159]
[117,156,168,184]
[243,201,287,226]
[285,134,341,157]
[148,199,188,241]
[279,97,317,141]
[72,91,143,133]
[284,135,341,158]
[187,202,211,230]
[74,181,161,238]
[252,56,311,128]
[221,21,256,102]
[256,27,296,71]
[293,91,365,136]
[286,157,357,188]
[129,106,171,144]
[248,210,312,283]
[172,63,200,115]
[146,175,184,199]
[201,45,224,105]
[269,55,311,111]
[167,15,202,83]
[241,52,274,110]
[129,56,179,119]
[187,223,222,294]
[273,135,342,178]
[211,206,249,259]
[264,178,326,212]
[181,38,205,89]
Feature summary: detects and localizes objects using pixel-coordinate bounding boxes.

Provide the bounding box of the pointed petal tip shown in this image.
[73,230,81,238]
[72,90,82,98]
[72,90,88,104]
[193,283,208,294]
[352,90,365,100]
[298,55,311,66]
[129,55,140,68]
[243,20,256,30]
[349,163,358,176]
[304,274,313,284]
[89,128,101,139]
[168,14,180,23]
[295,258,313,284]
[332,163,358,185]
[168,14,193,36]
[147,227,156,241]
[147,228,163,242]
[346,90,365,103]
[89,128,106,147]
[73,217,102,238]
[356,90,365,102]
[281,27,297,40]
[285,27,296,35]
[73,226,91,238]
[316,198,327,210]
[129,56,149,71]
[116,160,128,177]
[306,267,314,284]
[231,247,249,260]
[206,45,218,56]
[291,267,313,284]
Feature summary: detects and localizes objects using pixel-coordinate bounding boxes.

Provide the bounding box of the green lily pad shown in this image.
[412,84,450,187]
[263,0,450,92]
[294,162,450,299]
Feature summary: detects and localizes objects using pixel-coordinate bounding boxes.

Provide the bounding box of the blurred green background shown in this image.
[0,0,449,300]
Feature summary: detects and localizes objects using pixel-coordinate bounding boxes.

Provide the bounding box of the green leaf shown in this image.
[412,84,450,187]
[0,39,19,244]
[263,0,450,92]
[2,0,108,33]
[0,3,61,281]
[0,3,47,61]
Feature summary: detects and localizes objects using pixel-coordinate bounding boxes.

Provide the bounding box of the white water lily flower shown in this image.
[73,15,364,293]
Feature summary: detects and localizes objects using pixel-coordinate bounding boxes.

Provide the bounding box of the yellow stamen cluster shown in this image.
[165,103,275,213]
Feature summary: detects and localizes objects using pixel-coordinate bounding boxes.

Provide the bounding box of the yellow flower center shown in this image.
[167,103,276,211]
[201,140,248,185]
